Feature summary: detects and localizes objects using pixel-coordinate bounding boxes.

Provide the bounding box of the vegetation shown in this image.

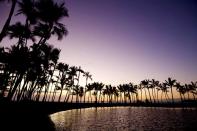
[0,0,197,106]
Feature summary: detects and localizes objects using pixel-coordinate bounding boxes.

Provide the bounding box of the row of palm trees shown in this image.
[84,79,197,104]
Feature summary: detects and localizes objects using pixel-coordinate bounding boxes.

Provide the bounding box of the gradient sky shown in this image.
[0,0,197,85]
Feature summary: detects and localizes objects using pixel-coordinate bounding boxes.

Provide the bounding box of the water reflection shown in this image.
[50,107,197,131]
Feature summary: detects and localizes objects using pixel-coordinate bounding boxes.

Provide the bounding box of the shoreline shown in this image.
[0,101,196,131]
[0,101,197,115]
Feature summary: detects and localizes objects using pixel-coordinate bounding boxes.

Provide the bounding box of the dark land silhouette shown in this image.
[0,0,197,131]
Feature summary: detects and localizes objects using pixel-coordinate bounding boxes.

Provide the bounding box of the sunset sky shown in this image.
[0,0,197,85]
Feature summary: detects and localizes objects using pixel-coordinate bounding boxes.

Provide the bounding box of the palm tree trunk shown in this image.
[152,88,156,103]
[128,92,131,104]
[7,73,24,101]
[140,89,142,102]
[90,91,92,103]
[52,90,56,102]
[119,93,122,103]
[58,86,64,102]
[183,94,186,101]
[84,78,88,103]
[160,92,163,103]
[63,90,68,102]
[170,86,174,103]
[156,90,159,103]
[187,92,190,100]
[144,89,148,102]
[147,89,152,103]
[179,93,183,103]
[17,79,29,101]
[165,92,170,103]
[192,93,196,101]
[136,93,139,103]
[98,91,102,103]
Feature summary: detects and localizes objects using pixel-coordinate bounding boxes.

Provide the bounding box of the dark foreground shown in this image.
[0,101,196,131]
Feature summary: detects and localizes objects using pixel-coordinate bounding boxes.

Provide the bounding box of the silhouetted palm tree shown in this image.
[137,84,143,102]
[83,72,92,103]
[149,79,159,103]
[117,84,127,103]
[16,0,37,26]
[189,81,197,100]
[78,86,84,103]
[56,62,69,102]
[75,66,84,103]
[6,45,30,101]
[67,66,77,103]
[159,83,170,103]
[35,0,68,45]
[176,82,185,102]
[113,86,119,103]
[104,85,114,103]
[7,22,34,45]
[165,77,176,103]
[92,82,104,103]
[86,83,94,103]
[141,80,152,103]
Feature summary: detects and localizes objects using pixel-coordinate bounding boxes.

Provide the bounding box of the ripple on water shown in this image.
[50,107,197,131]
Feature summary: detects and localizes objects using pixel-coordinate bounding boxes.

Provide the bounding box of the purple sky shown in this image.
[0,0,197,85]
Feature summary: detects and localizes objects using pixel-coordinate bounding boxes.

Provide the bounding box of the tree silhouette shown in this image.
[165,77,176,103]
[0,0,69,103]
[35,0,68,45]
[176,82,185,102]
[86,83,94,103]
[149,79,159,103]
[189,81,197,100]
[83,72,92,103]
[141,80,152,103]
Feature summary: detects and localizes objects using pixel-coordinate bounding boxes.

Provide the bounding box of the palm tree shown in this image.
[7,22,34,46]
[176,82,185,102]
[165,77,176,103]
[189,81,197,100]
[117,84,126,103]
[35,0,68,45]
[75,66,84,103]
[104,85,114,103]
[6,45,30,101]
[72,85,84,103]
[67,66,77,103]
[184,84,191,100]
[56,63,69,102]
[92,82,104,103]
[83,72,92,103]
[16,0,37,26]
[141,80,152,103]
[0,0,17,42]
[159,83,170,103]
[149,79,159,103]
[86,83,94,103]
[137,84,143,102]
[78,86,84,103]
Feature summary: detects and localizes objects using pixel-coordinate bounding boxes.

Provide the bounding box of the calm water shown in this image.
[50,107,197,131]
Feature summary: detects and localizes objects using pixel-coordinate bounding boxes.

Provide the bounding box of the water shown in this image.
[50,107,197,131]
